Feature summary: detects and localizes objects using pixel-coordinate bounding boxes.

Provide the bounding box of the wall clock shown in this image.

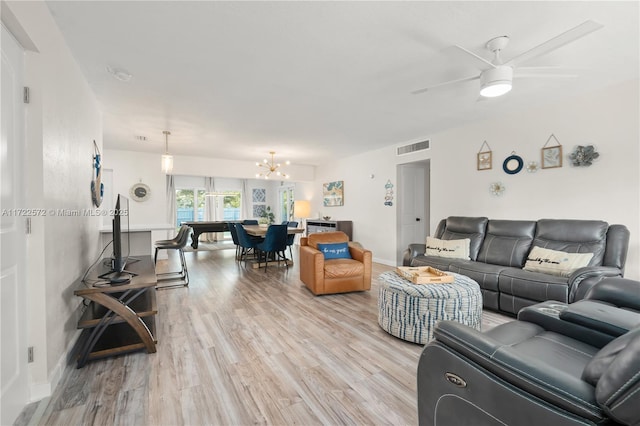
[130,183,151,202]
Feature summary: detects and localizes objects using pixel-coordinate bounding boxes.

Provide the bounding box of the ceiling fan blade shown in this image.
[516,73,579,78]
[506,20,603,67]
[411,74,480,95]
[515,66,582,78]
[450,45,498,70]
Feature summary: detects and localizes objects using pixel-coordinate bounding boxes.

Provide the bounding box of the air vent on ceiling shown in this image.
[397,140,430,156]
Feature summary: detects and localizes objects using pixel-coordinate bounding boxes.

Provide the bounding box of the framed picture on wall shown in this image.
[542,145,563,169]
[323,181,344,207]
[477,151,492,170]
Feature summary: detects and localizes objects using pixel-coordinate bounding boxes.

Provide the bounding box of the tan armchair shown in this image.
[299,231,372,295]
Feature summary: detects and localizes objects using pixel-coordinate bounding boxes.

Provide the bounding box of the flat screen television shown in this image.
[99,194,135,284]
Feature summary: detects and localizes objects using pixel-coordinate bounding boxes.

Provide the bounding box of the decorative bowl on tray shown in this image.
[322,216,331,220]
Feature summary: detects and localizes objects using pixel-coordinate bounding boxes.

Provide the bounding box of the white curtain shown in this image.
[241,179,251,220]
[204,177,221,242]
[166,174,176,239]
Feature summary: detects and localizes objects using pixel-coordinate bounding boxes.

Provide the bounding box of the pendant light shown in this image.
[161,130,173,174]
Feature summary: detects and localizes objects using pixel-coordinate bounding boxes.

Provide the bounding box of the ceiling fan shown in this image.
[412,20,603,98]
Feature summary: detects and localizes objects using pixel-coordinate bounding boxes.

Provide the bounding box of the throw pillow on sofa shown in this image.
[317,242,352,259]
[523,246,593,277]
[425,237,470,260]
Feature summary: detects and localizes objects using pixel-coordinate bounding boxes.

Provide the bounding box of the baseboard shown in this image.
[29,329,81,403]
[373,257,395,266]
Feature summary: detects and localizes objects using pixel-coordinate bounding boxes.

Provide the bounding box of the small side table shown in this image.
[74,256,158,367]
[378,270,482,344]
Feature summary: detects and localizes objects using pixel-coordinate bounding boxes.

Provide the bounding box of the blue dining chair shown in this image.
[255,224,288,271]
[235,223,259,265]
[226,222,240,260]
[242,219,258,225]
[285,221,298,260]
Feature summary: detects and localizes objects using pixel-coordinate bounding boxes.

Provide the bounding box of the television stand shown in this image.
[74,255,158,368]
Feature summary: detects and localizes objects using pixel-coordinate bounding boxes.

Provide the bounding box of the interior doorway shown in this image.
[396,160,430,264]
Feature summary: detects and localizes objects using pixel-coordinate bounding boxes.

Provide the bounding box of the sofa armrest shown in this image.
[432,321,600,420]
[583,278,640,312]
[349,244,373,287]
[402,243,426,266]
[559,300,640,337]
[299,245,326,293]
[568,266,624,302]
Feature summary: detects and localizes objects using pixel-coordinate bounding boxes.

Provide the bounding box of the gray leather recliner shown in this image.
[417,277,640,425]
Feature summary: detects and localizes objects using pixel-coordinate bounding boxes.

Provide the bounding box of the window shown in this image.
[176,189,206,227]
[278,186,295,223]
[218,191,241,221]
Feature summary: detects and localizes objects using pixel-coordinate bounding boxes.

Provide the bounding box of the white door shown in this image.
[397,161,430,264]
[1,23,28,425]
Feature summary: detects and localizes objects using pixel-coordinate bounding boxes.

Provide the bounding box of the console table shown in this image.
[306,220,353,240]
[74,256,158,368]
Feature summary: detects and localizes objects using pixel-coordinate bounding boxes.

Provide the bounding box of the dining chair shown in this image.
[226,221,240,260]
[242,219,258,225]
[235,223,259,265]
[286,221,298,260]
[255,224,289,271]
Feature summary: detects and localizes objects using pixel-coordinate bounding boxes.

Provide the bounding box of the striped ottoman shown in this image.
[377,271,482,344]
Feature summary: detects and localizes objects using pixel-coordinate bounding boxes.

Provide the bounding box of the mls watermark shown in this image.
[1,208,128,217]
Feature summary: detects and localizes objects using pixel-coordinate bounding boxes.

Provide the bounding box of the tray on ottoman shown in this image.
[395,266,454,284]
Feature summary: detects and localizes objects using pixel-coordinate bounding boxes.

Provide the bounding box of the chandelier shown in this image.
[256,151,290,179]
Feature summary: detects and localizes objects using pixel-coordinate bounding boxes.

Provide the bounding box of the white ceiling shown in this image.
[46,1,639,166]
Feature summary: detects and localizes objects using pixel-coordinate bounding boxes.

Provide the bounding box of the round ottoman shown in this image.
[377,271,482,344]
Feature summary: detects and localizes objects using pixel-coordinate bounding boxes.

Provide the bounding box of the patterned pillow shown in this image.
[425,237,470,260]
[317,242,352,259]
[523,246,593,277]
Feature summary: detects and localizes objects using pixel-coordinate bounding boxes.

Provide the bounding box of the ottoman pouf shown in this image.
[377,271,482,344]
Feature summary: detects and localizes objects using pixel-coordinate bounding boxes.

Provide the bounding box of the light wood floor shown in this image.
[17,246,510,426]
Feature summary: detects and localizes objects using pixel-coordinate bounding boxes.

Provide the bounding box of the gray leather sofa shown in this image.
[403,216,630,315]
[417,277,640,425]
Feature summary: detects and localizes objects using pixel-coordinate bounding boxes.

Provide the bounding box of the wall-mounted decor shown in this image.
[252,188,266,203]
[253,204,266,218]
[503,152,523,175]
[384,180,394,206]
[569,145,599,167]
[477,141,492,171]
[541,134,563,169]
[526,161,539,173]
[130,182,151,202]
[91,140,104,207]
[490,182,505,196]
[323,180,344,207]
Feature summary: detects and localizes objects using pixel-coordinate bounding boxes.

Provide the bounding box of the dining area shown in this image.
[228,221,304,270]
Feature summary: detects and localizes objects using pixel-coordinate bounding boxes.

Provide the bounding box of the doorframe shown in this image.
[396,160,430,264]
[1,21,28,425]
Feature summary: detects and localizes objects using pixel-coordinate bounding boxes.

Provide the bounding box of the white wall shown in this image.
[315,80,640,280]
[104,149,315,230]
[6,0,103,400]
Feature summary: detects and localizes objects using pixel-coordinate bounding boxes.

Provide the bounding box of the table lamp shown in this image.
[293,200,311,236]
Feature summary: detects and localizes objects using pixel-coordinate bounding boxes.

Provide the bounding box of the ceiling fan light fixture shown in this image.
[480,66,513,98]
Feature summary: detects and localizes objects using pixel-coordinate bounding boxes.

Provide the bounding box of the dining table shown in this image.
[242,225,304,268]
[242,225,304,237]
